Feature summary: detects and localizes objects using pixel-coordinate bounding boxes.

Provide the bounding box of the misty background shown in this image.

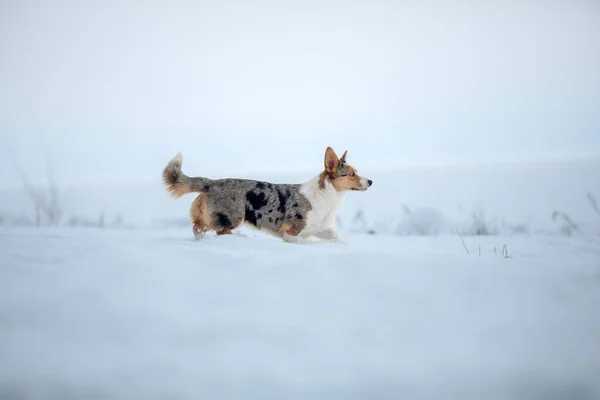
[1,0,599,189]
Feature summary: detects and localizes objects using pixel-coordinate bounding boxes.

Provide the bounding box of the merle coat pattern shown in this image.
[162,148,372,242]
[163,153,311,237]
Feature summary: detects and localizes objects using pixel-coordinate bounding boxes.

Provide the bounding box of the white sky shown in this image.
[1,0,599,187]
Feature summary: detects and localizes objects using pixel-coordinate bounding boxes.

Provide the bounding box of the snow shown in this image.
[1,226,599,399]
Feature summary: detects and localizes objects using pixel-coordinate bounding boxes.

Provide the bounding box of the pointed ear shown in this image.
[340,150,348,164]
[324,146,340,174]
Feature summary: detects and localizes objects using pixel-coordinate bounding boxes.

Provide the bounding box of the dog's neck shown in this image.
[298,173,346,234]
[302,173,346,194]
[301,173,345,206]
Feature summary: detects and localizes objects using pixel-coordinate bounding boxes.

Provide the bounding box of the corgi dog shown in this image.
[162,147,372,243]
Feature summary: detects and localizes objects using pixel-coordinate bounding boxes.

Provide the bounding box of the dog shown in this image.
[162,146,372,243]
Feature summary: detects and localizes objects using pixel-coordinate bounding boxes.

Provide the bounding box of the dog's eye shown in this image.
[350,172,356,177]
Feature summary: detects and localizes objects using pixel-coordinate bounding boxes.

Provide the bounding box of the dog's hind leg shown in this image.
[278,222,308,244]
[193,222,207,238]
[190,194,209,239]
[213,214,242,236]
[209,201,244,237]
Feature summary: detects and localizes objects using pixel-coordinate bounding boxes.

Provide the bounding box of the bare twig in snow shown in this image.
[502,244,513,259]
[455,228,470,255]
[15,164,56,224]
[552,210,579,236]
[11,132,62,226]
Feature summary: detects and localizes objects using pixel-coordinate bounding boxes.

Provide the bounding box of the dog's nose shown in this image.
[368,179,373,186]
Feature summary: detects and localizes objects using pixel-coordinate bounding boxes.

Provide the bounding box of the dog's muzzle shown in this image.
[353,178,373,191]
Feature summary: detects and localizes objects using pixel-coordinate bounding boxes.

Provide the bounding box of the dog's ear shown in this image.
[324,146,340,174]
[340,150,348,164]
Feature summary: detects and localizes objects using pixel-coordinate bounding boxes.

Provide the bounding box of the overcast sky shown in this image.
[1,0,599,187]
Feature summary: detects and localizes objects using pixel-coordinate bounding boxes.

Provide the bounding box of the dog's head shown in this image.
[322,146,373,192]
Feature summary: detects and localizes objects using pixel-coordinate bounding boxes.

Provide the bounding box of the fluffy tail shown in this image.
[162,153,211,198]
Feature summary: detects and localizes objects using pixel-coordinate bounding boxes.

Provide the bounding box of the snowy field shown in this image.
[1,226,600,399]
[1,159,599,399]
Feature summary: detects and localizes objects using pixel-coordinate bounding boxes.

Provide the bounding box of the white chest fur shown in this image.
[299,175,345,236]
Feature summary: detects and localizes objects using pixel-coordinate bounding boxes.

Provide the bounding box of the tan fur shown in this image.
[277,222,293,237]
[331,166,364,191]
[339,150,348,164]
[277,219,306,238]
[318,171,329,190]
[189,194,244,237]
[162,158,191,199]
[319,147,340,189]
[190,194,209,238]
[324,147,340,175]
[163,178,190,198]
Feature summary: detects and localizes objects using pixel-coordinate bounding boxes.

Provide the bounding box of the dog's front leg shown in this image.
[282,232,299,244]
[314,228,344,243]
[282,232,313,244]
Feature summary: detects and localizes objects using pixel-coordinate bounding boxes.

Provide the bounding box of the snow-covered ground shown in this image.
[1,226,599,399]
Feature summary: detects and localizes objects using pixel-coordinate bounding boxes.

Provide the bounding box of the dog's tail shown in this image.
[162,153,212,198]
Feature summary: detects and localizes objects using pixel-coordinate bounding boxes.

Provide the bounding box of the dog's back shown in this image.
[162,153,311,237]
